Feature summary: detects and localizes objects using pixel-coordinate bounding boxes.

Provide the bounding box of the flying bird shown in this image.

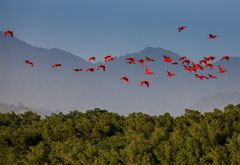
[140,80,149,87]
[221,56,230,61]
[24,60,34,67]
[178,56,187,61]
[145,57,155,62]
[97,64,106,71]
[208,74,217,79]
[171,61,179,65]
[195,74,208,80]
[218,65,226,74]
[206,56,216,61]
[126,57,136,64]
[138,59,145,67]
[88,56,96,62]
[199,59,207,65]
[73,68,83,72]
[145,66,154,75]
[197,64,204,71]
[183,65,193,73]
[178,26,186,32]
[51,64,62,68]
[163,55,172,63]
[167,71,175,77]
[206,63,214,70]
[182,59,190,65]
[104,55,116,62]
[4,30,13,38]
[208,34,217,39]
[86,68,95,72]
[120,76,129,84]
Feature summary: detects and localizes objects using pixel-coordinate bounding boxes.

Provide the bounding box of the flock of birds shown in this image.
[3,26,231,87]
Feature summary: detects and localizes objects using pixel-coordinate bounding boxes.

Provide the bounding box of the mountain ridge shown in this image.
[0,32,240,115]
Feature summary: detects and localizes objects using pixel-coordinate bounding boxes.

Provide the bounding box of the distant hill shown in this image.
[0,31,240,115]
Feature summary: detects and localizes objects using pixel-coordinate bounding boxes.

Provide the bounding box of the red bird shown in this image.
[104,55,116,62]
[178,26,186,32]
[221,56,230,61]
[126,57,136,64]
[208,34,217,39]
[208,74,217,79]
[97,64,106,71]
[88,56,96,62]
[199,59,207,65]
[163,55,172,63]
[120,76,129,84]
[183,65,193,73]
[140,80,149,87]
[182,59,190,65]
[195,74,208,80]
[218,65,226,74]
[192,62,197,69]
[73,68,83,72]
[145,66,154,75]
[206,56,216,61]
[178,56,187,61]
[138,59,145,67]
[86,68,95,72]
[167,71,175,77]
[24,60,34,67]
[51,64,62,68]
[145,57,155,62]
[171,61,179,65]
[206,63,214,70]
[4,30,14,38]
[197,64,204,71]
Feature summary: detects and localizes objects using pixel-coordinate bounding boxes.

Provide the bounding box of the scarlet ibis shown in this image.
[88,56,96,62]
[104,55,116,62]
[171,61,179,65]
[178,26,186,32]
[140,80,149,87]
[138,59,145,67]
[24,60,34,67]
[208,74,217,79]
[145,57,155,62]
[206,56,216,61]
[126,57,136,64]
[163,55,172,63]
[195,74,208,80]
[183,65,193,73]
[145,66,154,75]
[182,59,190,65]
[197,64,204,71]
[206,63,213,70]
[97,64,106,71]
[167,71,175,77]
[73,68,83,72]
[208,34,217,39]
[218,65,226,74]
[4,30,13,38]
[120,76,129,84]
[199,59,207,65]
[221,56,230,61]
[51,64,62,68]
[178,56,187,61]
[86,68,95,72]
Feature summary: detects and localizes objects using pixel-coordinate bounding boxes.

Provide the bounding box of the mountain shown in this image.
[0,31,240,116]
[190,91,240,111]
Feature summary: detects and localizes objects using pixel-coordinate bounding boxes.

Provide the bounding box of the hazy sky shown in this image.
[0,0,239,61]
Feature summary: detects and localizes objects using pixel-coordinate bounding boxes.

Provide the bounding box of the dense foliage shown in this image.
[1,104,240,164]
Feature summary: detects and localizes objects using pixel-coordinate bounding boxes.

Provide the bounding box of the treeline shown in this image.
[1,104,240,164]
